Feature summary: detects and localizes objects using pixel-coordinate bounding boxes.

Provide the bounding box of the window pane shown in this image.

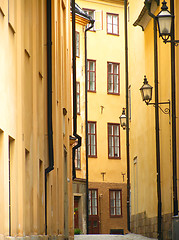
[108,125,112,135]
[109,146,114,157]
[108,14,112,24]
[89,11,94,19]
[88,145,90,155]
[91,145,96,156]
[109,136,113,147]
[111,208,115,215]
[116,207,121,215]
[113,24,118,34]
[114,125,119,135]
[108,63,112,73]
[76,83,80,92]
[91,135,95,145]
[113,15,118,25]
[115,147,119,157]
[114,64,118,74]
[114,76,118,93]
[90,62,94,71]
[90,81,95,91]
[90,123,95,134]
[94,207,97,215]
[108,24,112,33]
[114,136,119,147]
[108,75,113,92]
[77,95,80,112]
[90,72,95,81]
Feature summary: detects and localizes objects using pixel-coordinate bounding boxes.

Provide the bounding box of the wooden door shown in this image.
[74,197,79,229]
[88,189,99,234]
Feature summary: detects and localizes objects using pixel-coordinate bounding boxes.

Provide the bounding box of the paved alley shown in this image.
[74,234,157,240]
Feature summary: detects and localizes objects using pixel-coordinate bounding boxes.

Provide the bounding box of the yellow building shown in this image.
[75,0,128,234]
[128,0,179,239]
[72,4,93,234]
[0,1,74,239]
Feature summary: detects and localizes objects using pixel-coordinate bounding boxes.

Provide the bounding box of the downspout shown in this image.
[45,0,54,235]
[145,6,162,240]
[72,0,82,180]
[170,0,178,217]
[85,20,95,234]
[124,0,130,232]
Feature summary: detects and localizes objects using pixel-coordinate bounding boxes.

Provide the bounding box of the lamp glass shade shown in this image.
[119,110,126,129]
[140,77,153,103]
[157,10,172,36]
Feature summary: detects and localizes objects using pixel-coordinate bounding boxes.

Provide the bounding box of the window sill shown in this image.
[108,156,121,160]
[110,215,122,218]
[88,155,97,158]
[87,90,96,93]
[75,168,81,170]
[107,92,120,96]
[107,33,119,36]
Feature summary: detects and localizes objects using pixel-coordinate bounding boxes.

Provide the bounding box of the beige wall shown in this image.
[129,0,179,238]
[0,0,74,239]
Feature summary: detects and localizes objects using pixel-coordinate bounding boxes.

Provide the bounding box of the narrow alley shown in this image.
[74,234,157,240]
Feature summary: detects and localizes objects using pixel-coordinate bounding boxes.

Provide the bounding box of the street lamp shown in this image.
[140,75,153,105]
[140,75,170,115]
[156,0,179,45]
[157,0,173,41]
[119,108,126,130]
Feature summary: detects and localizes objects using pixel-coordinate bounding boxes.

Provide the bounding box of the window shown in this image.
[76,31,80,57]
[89,189,98,215]
[87,60,96,92]
[77,82,80,114]
[107,62,120,94]
[110,190,122,217]
[75,147,81,169]
[88,121,97,157]
[108,123,120,159]
[107,13,119,35]
[83,9,95,31]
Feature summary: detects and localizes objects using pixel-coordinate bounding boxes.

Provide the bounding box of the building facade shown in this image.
[128,0,179,239]
[0,0,74,240]
[72,5,92,235]
[76,0,128,234]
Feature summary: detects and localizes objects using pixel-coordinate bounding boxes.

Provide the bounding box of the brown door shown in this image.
[88,189,99,234]
[74,197,79,229]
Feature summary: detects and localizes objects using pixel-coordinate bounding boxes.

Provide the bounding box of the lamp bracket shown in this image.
[162,37,179,46]
[146,101,170,115]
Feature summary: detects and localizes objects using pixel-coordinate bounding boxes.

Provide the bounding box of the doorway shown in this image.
[88,189,99,234]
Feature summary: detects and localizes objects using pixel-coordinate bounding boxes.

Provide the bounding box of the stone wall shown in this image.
[131,212,172,240]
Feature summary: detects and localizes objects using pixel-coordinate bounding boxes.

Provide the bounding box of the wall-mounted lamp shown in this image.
[119,108,127,130]
[140,75,153,104]
[140,75,170,114]
[156,0,179,45]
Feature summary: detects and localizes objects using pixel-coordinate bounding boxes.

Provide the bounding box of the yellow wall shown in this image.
[129,0,178,223]
[75,18,88,180]
[77,0,127,184]
[0,0,74,239]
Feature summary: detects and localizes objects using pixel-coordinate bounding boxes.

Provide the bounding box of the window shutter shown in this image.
[94,10,103,31]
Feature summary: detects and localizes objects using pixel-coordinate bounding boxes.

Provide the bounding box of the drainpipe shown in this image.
[124,0,130,232]
[72,0,82,180]
[146,7,162,240]
[170,0,178,217]
[45,0,54,235]
[85,20,95,234]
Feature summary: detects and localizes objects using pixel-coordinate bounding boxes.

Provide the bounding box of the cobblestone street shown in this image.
[74,234,157,240]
